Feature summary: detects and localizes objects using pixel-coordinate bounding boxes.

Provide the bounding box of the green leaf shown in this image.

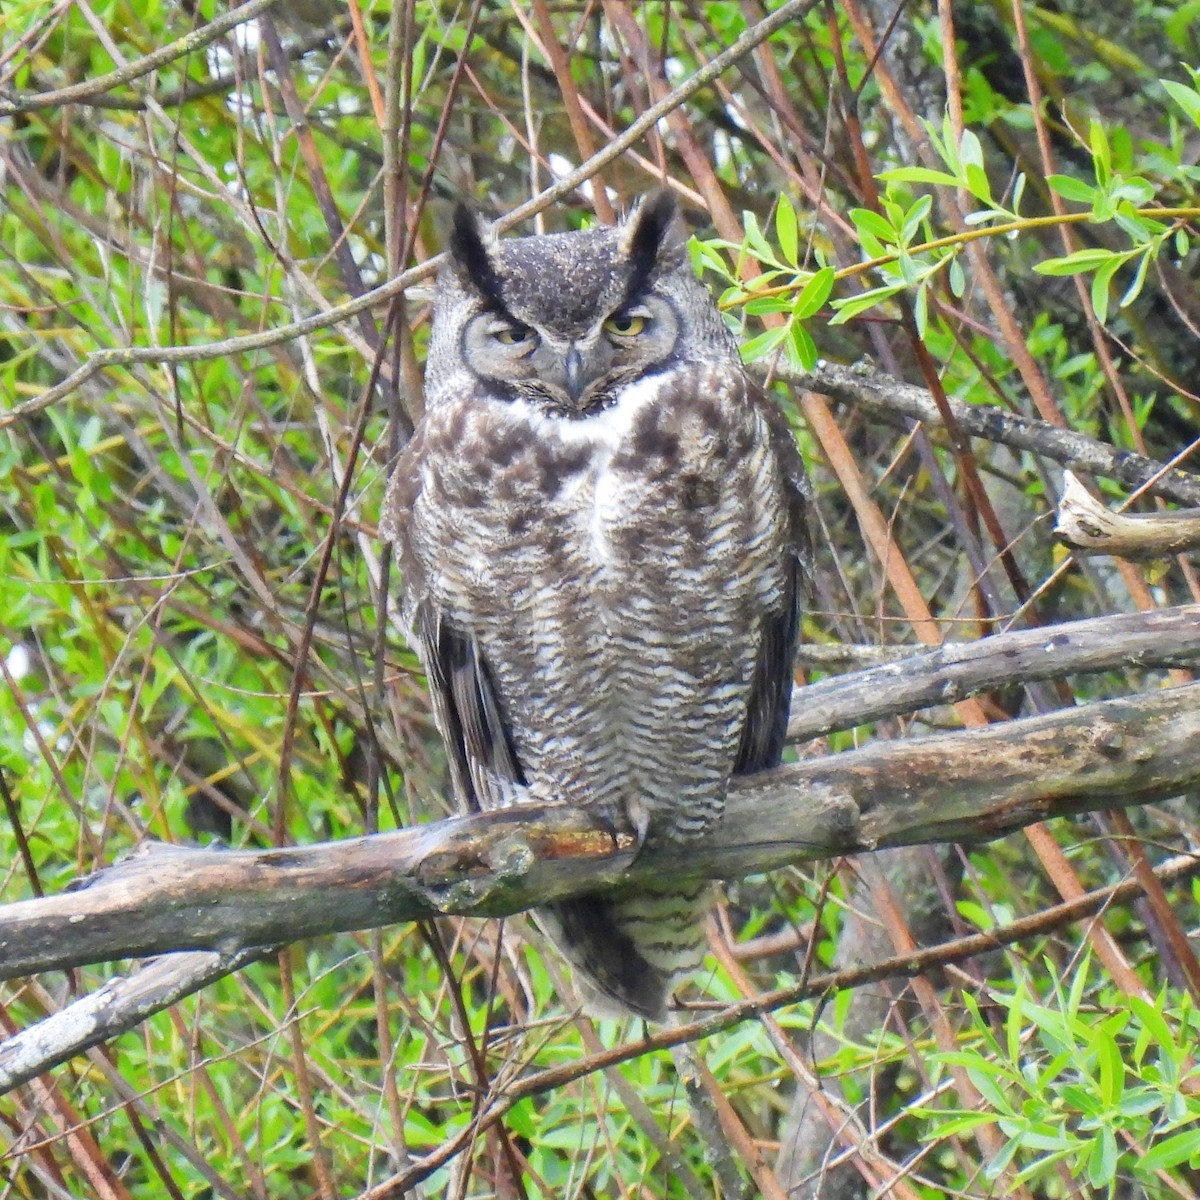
[935,110,961,174]
[1113,206,1167,243]
[1005,981,1025,1067]
[1127,994,1177,1060]
[1034,248,1120,276]
[959,128,985,171]
[1002,1126,1073,1154]
[1011,1147,1078,1187]
[1011,172,1027,215]
[410,32,428,92]
[791,266,836,319]
[963,207,1008,226]
[857,228,888,260]
[1120,248,1153,309]
[1165,3,1200,47]
[689,236,734,280]
[1162,77,1200,129]
[960,204,1008,225]
[743,211,782,268]
[901,192,933,243]
[877,166,962,187]
[1046,174,1098,204]
[1094,1019,1125,1107]
[740,324,789,361]
[1035,1049,1074,1092]
[828,283,903,324]
[983,1137,1021,1181]
[1138,1128,1200,1173]
[912,281,929,336]
[964,163,993,204]
[1091,191,1117,222]
[785,321,818,372]
[926,1111,1000,1139]
[775,195,799,265]
[956,900,994,930]
[1111,177,1156,205]
[850,207,897,245]
[897,252,921,287]
[1091,255,1122,323]
[1089,119,1112,182]
[1118,1086,1163,1118]
[744,294,791,315]
[966,1064,1016,1113]
[948,255,966,298]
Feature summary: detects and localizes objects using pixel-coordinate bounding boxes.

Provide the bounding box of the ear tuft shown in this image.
[621,191,686,299]
[447,204,503,306]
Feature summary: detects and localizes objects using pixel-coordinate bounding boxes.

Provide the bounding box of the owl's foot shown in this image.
[589,798,651,860]
[585,808,628,857]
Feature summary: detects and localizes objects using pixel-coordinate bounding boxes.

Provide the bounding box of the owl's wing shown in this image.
[733,383,810,776]
[733,557,800,774]
[414,606,527,812]
[382,429,527,812]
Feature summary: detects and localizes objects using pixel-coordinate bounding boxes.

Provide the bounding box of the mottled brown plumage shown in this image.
[382,194,808,1019]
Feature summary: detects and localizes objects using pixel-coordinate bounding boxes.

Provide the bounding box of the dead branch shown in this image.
[2,612,1196,1096]
[1055,472,1200,559]
[1,680,1197,987]
[9,838,1200,1139]
[0,614,1190,1094]
[0,949,269,1094]
[789,361,1200,508]
[788,603,1200,741]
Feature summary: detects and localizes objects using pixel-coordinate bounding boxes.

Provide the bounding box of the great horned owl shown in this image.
[381,193,807,1020]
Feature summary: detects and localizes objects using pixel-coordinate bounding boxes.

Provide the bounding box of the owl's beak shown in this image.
[564,346,586,403]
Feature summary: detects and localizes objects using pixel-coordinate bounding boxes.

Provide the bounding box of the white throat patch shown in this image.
[507,373,675,562]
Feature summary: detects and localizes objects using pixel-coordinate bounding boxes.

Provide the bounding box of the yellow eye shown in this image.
[494,324,534,345]
[604,313,647,337]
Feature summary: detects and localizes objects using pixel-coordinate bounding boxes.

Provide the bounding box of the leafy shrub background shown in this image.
[2,2,1199,1196]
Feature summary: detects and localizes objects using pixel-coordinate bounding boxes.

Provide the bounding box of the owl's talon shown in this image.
[589,810,622,854]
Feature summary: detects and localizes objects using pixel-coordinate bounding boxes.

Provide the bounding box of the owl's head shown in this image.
[425,193,736,415]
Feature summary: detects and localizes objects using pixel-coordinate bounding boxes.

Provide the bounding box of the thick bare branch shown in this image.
[9,842,1200,1128]
[789,604,1200,741]
[1,680,1197,984]
[5,609,1192,1095]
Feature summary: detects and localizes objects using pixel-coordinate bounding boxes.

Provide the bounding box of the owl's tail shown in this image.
[535,884,712,1021]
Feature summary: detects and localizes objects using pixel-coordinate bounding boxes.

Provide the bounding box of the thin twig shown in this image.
[0,0,285,114]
